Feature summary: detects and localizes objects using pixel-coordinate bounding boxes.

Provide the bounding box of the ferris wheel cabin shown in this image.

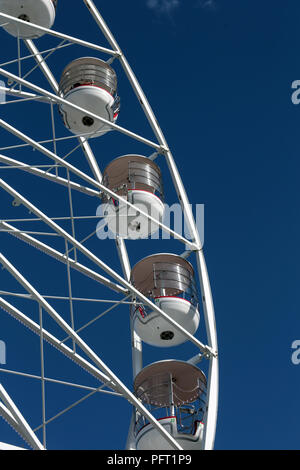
[101,155,165,239]
[131,254,200,347]
[58,57,120,138]
[0,0,57,38]
[134,360,207,450]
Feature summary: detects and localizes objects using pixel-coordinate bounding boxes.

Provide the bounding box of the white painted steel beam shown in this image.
[0,154,100,197]
[0,12,117,57]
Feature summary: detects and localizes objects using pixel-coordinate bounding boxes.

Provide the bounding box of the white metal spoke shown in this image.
[16,33,21,91]
[1,216,102,223]
[0,291,136,305]
[83,0,219,449]
[0,221,127,294]
[65,240,76,352]
[1,229,60,236]
[0,252,128,375]
[65,171,77,261]
[0,12,117,56]
[0,154,99,196]
[0,133,105,150]
[59,294,132,345]
[23,39,59,93]
[38,305,46,448]
[0,296,116,388]
[0,41,72,67]
[9,39,68,92]
[50,102,57,174]
[0,86,47,102]
[0,95,46,105]
[0,252,183,448]
[0,401,20,431]
[0,42,72,68]
[0,293,181,450]
[33,383,116,434]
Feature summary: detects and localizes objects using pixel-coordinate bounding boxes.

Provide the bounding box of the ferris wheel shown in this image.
[0,0,218,451]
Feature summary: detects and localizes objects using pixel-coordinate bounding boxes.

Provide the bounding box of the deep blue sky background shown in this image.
[0,0,300,450]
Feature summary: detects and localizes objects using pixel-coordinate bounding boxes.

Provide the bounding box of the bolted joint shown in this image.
[159,145,170,156]
[114,50,123,60]
[203,346,218,359]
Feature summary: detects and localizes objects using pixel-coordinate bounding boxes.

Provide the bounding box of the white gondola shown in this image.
[131,254,200,347]
[0,0,57,38]
[101,155,165,239]
[58,57,120,138]
[134,360,207,450]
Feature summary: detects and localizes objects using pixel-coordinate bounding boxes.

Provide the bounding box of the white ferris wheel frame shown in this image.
[0,0,218,451]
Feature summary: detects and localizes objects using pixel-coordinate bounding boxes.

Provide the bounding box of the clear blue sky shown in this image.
[0,0,299,450]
